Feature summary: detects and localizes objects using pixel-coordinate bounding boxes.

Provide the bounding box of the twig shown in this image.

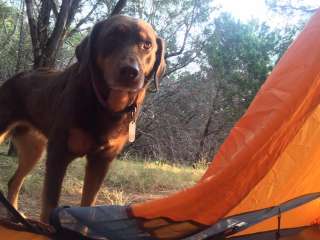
[111,0,127,16]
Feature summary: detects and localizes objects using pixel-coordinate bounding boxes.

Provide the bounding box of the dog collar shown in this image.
[91,77,138,116]
[91,77,108,109]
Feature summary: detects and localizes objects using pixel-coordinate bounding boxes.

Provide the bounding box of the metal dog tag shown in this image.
[128,121,136,142]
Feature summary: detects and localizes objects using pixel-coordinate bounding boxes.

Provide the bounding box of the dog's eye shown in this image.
[142,41,152,50]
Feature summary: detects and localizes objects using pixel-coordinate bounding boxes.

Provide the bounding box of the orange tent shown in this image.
[129,8,320,238]
[0,226,47,240]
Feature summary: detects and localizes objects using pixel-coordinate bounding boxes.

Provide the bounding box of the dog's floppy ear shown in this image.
[75,36,89,64]
[75,21,104,71]
[152,37,166,90]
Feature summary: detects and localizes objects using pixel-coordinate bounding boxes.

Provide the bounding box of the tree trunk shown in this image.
[194,113,213,161]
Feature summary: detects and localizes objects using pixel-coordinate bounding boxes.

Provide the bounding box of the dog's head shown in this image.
[76,15,166,93]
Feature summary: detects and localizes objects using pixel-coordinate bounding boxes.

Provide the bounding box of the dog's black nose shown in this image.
[120,64,139,81]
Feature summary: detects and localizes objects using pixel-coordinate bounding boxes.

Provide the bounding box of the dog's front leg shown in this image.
[40,141,72,223]
[81,150,113,206]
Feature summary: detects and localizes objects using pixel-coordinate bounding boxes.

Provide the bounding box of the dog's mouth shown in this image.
[109,85,142,93]
[106,88,138,112]
[107,74,145,93]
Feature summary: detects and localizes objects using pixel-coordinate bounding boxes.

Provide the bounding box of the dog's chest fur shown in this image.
[67,107,132,157]
[66,85,145,157]
[67,127,129,157]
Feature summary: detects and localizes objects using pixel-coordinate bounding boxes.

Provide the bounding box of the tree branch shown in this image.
[165,0,198,59]
[267,0,318,14]
[111,0,127,16]
[164,40,205,77]
[67,0,100,37]
[45,0,72,65]
[38,0,52,51]
[279,4,317,13]
[25,0,38,59]
[66,0,82,28]
[49,0,58,18]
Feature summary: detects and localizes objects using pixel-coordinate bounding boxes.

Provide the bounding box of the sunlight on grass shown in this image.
[100,188,130,205]
[0,144,206,202]
[106,159,206,193]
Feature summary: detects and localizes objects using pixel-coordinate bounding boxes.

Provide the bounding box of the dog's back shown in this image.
[0,67,73,137]
[0,72,30,138]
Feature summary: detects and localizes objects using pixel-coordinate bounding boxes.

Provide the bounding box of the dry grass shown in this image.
[0,144,206,215]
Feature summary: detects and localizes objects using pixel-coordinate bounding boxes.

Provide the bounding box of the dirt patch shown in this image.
[18,189,169,221]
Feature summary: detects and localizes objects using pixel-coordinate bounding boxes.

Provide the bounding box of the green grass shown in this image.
[0,144,206,207]
[64,157,205,194]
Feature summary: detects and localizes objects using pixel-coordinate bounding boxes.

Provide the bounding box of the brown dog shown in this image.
[0,15,166,222]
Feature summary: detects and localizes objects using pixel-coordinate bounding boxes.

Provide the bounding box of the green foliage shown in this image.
[0,1,32,79]
[205,13,298,116]
[265,0,319,16]
[0,1,19,78]
[56,30,85,67]
[272,23,304,63]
